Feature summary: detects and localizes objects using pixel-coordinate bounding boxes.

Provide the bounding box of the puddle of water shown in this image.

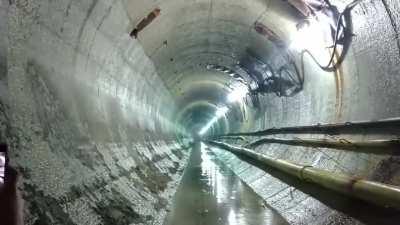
[164,142,289,225]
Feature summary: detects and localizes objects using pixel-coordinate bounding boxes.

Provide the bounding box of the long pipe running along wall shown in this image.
[2,0,400,225]
[208,1,400,224]
[208,140,400,210]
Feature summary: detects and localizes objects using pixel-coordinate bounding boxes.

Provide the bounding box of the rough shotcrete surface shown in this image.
[4,0,400,225]
[212,1,400,225]
[0,0,10,144]
[7,0,189,224]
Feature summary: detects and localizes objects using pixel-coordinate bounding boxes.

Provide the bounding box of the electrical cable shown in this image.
[301,0,363,71]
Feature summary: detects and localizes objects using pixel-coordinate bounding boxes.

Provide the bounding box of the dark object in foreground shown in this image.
[0,167,23,225]
[0,144,23,225]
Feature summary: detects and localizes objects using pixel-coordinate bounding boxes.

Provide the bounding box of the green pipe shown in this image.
[244,138,400,155]
[208,140,400,210]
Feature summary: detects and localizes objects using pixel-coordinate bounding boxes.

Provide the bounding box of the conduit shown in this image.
[216,117,400,137]
[208,140,400,210]
[244,137,400,155]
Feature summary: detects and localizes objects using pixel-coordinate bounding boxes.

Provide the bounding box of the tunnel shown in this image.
[2,0,400,224]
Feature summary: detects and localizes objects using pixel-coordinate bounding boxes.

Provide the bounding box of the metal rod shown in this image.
[244,137,400,155]
[208,140,400,210]
[214,117,400,137]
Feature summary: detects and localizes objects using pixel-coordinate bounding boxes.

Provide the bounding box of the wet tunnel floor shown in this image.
[164,142,289,225]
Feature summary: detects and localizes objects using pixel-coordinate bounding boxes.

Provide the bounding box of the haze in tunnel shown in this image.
[2,0,400,224]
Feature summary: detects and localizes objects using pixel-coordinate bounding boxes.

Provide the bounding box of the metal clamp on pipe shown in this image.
[208,140,400,210]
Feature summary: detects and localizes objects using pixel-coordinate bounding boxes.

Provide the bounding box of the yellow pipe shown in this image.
[208,140,400,210]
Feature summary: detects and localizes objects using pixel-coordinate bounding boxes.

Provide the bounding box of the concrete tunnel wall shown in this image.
[212,1,400,225]
[6,0,190,224]
[3,0,400,225]
[0,0,8,143]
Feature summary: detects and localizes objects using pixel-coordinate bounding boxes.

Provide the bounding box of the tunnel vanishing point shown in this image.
[2,0,400,224]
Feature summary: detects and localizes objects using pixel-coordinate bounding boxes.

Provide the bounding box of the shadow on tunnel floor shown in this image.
[235,154,400,225]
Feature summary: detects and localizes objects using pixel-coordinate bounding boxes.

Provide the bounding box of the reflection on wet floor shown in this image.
[164,142,289,225]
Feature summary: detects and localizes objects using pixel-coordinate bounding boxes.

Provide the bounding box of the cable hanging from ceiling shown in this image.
[296,0,364,72]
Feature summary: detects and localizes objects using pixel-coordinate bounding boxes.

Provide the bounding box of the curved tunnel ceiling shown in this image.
[125,0,306,135]
[5,0,400,224]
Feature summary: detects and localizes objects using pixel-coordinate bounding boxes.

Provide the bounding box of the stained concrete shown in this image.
[7,0,189,224]
[4,0,400,225]
[213,1,400,224]
[0,0,10,145]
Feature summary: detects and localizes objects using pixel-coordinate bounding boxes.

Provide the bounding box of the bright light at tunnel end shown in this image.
[198,106,229,136]
[198,85,249,136]
[216,106,228,117]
